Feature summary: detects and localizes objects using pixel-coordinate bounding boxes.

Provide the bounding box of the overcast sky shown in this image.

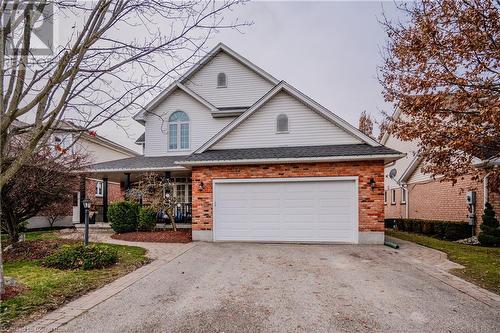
[100,1,401,152]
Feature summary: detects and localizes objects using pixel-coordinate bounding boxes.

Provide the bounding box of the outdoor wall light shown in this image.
[368,178,376,191]
[198,181,205,192]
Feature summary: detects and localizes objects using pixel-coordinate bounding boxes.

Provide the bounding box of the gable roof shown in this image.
[133,43,279,125]
[179,43,280,86]
[195,81,381,153]
[133,82,217,124]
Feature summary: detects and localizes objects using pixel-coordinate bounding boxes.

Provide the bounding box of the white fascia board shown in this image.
[399,156,422,182]
[176,153,405,166]
[84,166,188,173]
[133,82,217,123]
[195,81,381,153]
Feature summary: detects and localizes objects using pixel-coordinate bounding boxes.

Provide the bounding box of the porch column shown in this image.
[79,175,86,224]
[124,172,131,191]
[103,177,109,222]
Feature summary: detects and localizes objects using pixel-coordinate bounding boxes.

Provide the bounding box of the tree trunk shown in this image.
[166,209,177,232]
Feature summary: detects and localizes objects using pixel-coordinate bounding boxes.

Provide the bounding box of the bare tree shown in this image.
[128,172,180,231]
[0,0,248,189]
[45,200,69,228]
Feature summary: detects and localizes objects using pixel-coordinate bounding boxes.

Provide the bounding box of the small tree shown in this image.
[45,201,71,228]
[478,203,500,247]
[128,173,180,231]
[358,110,374,138]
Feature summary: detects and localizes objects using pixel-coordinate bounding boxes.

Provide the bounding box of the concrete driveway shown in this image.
[32,242,500,333]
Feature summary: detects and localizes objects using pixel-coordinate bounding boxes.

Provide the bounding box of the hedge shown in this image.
[385,218,471,241]
[108,201,139,233]
[43,244,118,270]
[138,206,157,231]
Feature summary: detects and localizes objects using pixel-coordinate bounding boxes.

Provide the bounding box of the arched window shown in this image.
[168,111,189,150]
[276,114,289,133]
[217,72,227,88]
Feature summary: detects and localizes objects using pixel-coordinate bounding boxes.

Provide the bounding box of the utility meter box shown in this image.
[466,191,476,205]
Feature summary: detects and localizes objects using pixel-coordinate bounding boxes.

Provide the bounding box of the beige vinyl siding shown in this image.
[407,164,433,184]
[145,89,233,157]
[184,51,274,108]
[383,135,420,189]
[212,91,361,150]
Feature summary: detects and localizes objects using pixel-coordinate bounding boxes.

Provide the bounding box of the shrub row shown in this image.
[385,218,471,241]
[43,244,118,270]
[107,201,157,233]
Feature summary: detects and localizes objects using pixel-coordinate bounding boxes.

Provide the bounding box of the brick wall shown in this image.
[86,178,123,205]
[384,176,500,233]
[191,161,385,233]
[384,188,406,219]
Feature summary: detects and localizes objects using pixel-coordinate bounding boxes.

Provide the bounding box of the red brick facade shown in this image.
[191,161,385,233]
[85,178,123,205]
[385,176,500,232]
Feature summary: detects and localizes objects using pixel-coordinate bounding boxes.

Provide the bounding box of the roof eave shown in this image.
[84,166,188,173]
[176,153,405,166]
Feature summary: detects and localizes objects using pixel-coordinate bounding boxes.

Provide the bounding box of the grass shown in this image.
[1,231,149,330]
[386,229,500,295]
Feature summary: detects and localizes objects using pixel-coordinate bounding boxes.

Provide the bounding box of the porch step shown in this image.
[73,223,192,230]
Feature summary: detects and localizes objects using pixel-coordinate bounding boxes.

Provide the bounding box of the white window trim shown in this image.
[276,114,289,134]
[390,189,396,205]
[95,180,103,197]
[217,72,227,88]
[168,111,190,151]
[401,187,407,204]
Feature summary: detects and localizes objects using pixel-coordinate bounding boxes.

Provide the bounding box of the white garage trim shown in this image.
[212,176,359,244]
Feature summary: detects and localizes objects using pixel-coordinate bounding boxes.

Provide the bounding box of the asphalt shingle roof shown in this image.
[182,144,401,162]
[89,155,188,171]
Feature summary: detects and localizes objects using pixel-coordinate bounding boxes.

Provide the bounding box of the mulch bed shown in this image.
[2,239,78,262]
[2,284,28,300]
[111,230,192,243]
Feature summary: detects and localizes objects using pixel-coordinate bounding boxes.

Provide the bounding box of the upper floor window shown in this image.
[217,72,227,88]
[168,111,189,150]
[53,134,72,154]
[276,114,289,133]
[391,189,396,205]
[384,190,387,205]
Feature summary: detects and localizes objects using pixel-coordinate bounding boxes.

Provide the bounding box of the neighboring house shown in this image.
[87,43,403,244]
[381,111,500,231]
[28,123,139,228]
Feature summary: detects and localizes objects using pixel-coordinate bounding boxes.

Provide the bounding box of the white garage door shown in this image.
[213,177,358,243]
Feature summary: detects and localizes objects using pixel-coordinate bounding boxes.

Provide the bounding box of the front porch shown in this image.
[76,156,193,227]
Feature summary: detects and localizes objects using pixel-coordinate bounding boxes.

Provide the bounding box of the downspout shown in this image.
[483,173,489,209]
[405,183,409,219]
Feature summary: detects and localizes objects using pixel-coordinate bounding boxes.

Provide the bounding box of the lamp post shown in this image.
[82,198,91,246]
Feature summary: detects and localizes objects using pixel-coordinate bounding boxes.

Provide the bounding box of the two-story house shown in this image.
[88,43,403,244]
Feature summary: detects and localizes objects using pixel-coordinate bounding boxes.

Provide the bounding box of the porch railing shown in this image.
[92,203,192,224]
[157,203,192,224]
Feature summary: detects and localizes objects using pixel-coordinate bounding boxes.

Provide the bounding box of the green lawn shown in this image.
[386,229,500,295]
[1,231,149,330]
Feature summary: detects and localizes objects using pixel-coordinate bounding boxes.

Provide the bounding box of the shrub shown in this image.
[43,244,118,270]
[108,201,139,233]
[385,218,471,241]
[478,203,500,247]
[138,206,157,231]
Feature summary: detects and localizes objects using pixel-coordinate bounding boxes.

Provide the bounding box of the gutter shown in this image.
[176,153,405,166]
[80,166,187,173]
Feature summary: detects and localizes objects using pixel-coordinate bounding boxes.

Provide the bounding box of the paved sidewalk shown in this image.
[14,231,197,333]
